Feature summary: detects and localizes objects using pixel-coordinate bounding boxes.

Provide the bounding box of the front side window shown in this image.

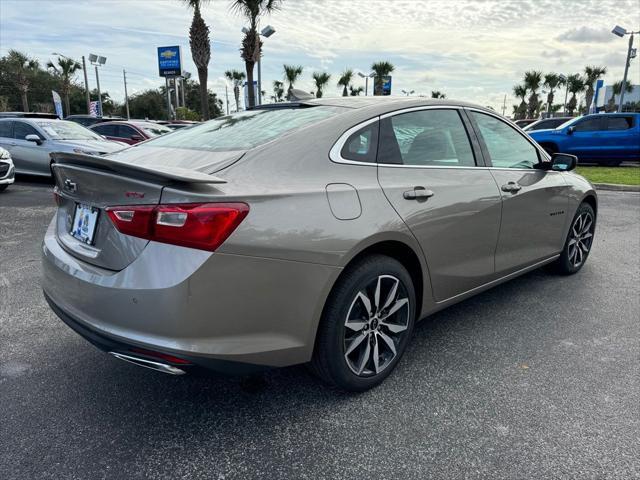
[378,109,475,166]
[0,121,13,138]
[118,125,139,139]
[607,116,633,130]
[573,117,602,132]
[93,124,117,136]
[470,111,539,169]
[13,122,42,140]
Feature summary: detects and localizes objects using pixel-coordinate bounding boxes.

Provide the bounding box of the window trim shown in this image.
[465,107,551,170]
[329,105,486,169]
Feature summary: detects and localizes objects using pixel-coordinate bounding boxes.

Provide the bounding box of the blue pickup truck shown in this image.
[529,113,640,166]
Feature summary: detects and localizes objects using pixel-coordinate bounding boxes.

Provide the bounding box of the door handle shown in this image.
[501,182,522,193]
[403,186,435,200]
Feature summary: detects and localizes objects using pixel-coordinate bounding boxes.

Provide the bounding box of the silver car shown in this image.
[0,146,15,191]
[0,118,127,177]
[42,98,597,391]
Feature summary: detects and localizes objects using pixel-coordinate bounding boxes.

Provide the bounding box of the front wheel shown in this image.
[310,255,416,391]
[551,203,596,274]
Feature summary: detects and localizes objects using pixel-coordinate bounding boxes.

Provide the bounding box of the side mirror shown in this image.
[130,135,143,142]
[25,134,42,145]
[551,153,577,172]
[567,126,575,135]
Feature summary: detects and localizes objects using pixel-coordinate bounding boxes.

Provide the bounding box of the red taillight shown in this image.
[106,202,249,252]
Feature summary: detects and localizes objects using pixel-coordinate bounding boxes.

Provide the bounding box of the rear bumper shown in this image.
[42,216,341,372]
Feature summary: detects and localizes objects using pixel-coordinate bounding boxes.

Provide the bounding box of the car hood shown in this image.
[104,145,246,173]
[529,128,560,137]
[56,139,128,152]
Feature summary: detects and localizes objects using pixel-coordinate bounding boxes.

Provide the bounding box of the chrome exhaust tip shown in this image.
[108,351,186,375]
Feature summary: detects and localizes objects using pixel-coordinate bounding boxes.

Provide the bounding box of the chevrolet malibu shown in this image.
[43,98,597,391]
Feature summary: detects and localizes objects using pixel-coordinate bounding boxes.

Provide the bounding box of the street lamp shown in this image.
[89,54,107,116]
[357,71,374,96]
[242,24,276,106]
[401,89,415,96]
[52,52,91,115]
[612,25,639,112]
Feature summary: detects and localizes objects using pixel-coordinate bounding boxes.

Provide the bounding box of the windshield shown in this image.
[139,124,173,137]
[146,106,344,151]
[37,120,103,140]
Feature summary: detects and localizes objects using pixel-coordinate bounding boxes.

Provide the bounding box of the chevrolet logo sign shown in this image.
[160,50,177,59]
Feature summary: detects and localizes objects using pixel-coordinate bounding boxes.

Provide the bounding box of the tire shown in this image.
[310,255,416,392]
[0,184,7,192]
[551,202,596,275]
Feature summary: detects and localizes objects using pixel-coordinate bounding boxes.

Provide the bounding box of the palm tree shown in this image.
[312,72,331,98]
[566,74,585,115]
[431,90,446,99]
[371,61,394,96]
[181,0,212,120]
[224,69,246,112]
[231,0,281,109]
[47,56,81,116]
[272,80,284,102]
[283,64,303,99]
[5,50,39,111]
[512,84,528,120]
[349,85,364,96]
[523,70,543,118]
[543,73,564,115]
[583,65,607,113]
[607,80,634,112]
[337,69,354,97]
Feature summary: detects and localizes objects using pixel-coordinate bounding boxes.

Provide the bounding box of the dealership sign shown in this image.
[157,46,182,77]
[374,76,392,96]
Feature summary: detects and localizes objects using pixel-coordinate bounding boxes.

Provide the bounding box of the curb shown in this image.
[594,183,640,192]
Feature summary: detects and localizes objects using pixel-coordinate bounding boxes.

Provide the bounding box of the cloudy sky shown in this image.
[1,0,638,112]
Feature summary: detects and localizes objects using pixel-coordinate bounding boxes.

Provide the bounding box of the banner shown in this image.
[51,90,63,118]
[89,101,102,117]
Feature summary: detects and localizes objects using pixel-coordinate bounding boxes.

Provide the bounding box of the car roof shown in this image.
[0,117,61,125]
[0,112,59,119]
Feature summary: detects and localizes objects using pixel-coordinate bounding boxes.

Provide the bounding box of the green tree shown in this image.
[337,69,354,97]
[182,0,212,120]
[512,84,528,120]
[583,65,607,113]
[3,50,39,111]
[283,64,303,99]
[431,90,446,99]
[543,73,564,115]
[231,0,281,109]
[607,80,634,112]
[523,70,543,118]
[312,72,331,98]
[272,80,284,102]
[565,74,585,116]
[224,69,246,112]
[46,56,82,117]
[349,85,364,96]
[371,61,394,96]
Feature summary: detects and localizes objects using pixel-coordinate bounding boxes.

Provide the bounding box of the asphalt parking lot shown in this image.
[1,178,639,480]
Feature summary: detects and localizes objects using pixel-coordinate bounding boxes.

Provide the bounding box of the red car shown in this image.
[89,121,172,145]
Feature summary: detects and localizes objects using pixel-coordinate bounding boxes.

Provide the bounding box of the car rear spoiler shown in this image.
[50,152,227,184]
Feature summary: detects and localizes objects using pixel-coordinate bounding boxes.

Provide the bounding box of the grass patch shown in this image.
[575,166,640,185]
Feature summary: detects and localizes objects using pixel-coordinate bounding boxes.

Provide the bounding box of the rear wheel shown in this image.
[310,255,416,391]
[551,203,595,274]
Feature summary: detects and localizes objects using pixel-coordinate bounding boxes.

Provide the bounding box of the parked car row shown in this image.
[90,121,173,144]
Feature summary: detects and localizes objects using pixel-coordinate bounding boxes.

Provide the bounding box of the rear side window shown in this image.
[148,106,344,152]
[0,121,12,138]
[470,111,540,169]
[118,125,139,139]
[340,122,379,163]
[607,116,633,130]
[93,124,117,136]
[573,117,602,132]
[379,109,475,166]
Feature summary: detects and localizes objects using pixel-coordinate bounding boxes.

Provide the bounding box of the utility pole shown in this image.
[225,84,230,115]
[82,56,90,114]
[174,78,180,114]
[94,65,102,116]
[180,77,186,108]
[502,94,506,116]
[123,69,130,120]
[165,77,172,120]
[619,33,634,112]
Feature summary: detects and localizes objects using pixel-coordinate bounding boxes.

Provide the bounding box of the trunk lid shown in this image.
[51,152,227,271]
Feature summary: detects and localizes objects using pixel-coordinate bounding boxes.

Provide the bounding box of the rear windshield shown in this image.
[146,106,344,151]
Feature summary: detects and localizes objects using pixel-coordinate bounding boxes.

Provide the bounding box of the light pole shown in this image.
[612,25,639,112]
[559,73,569,116]
[89,54,106,116]
[52,52,91,114]
[357,71,374,96]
